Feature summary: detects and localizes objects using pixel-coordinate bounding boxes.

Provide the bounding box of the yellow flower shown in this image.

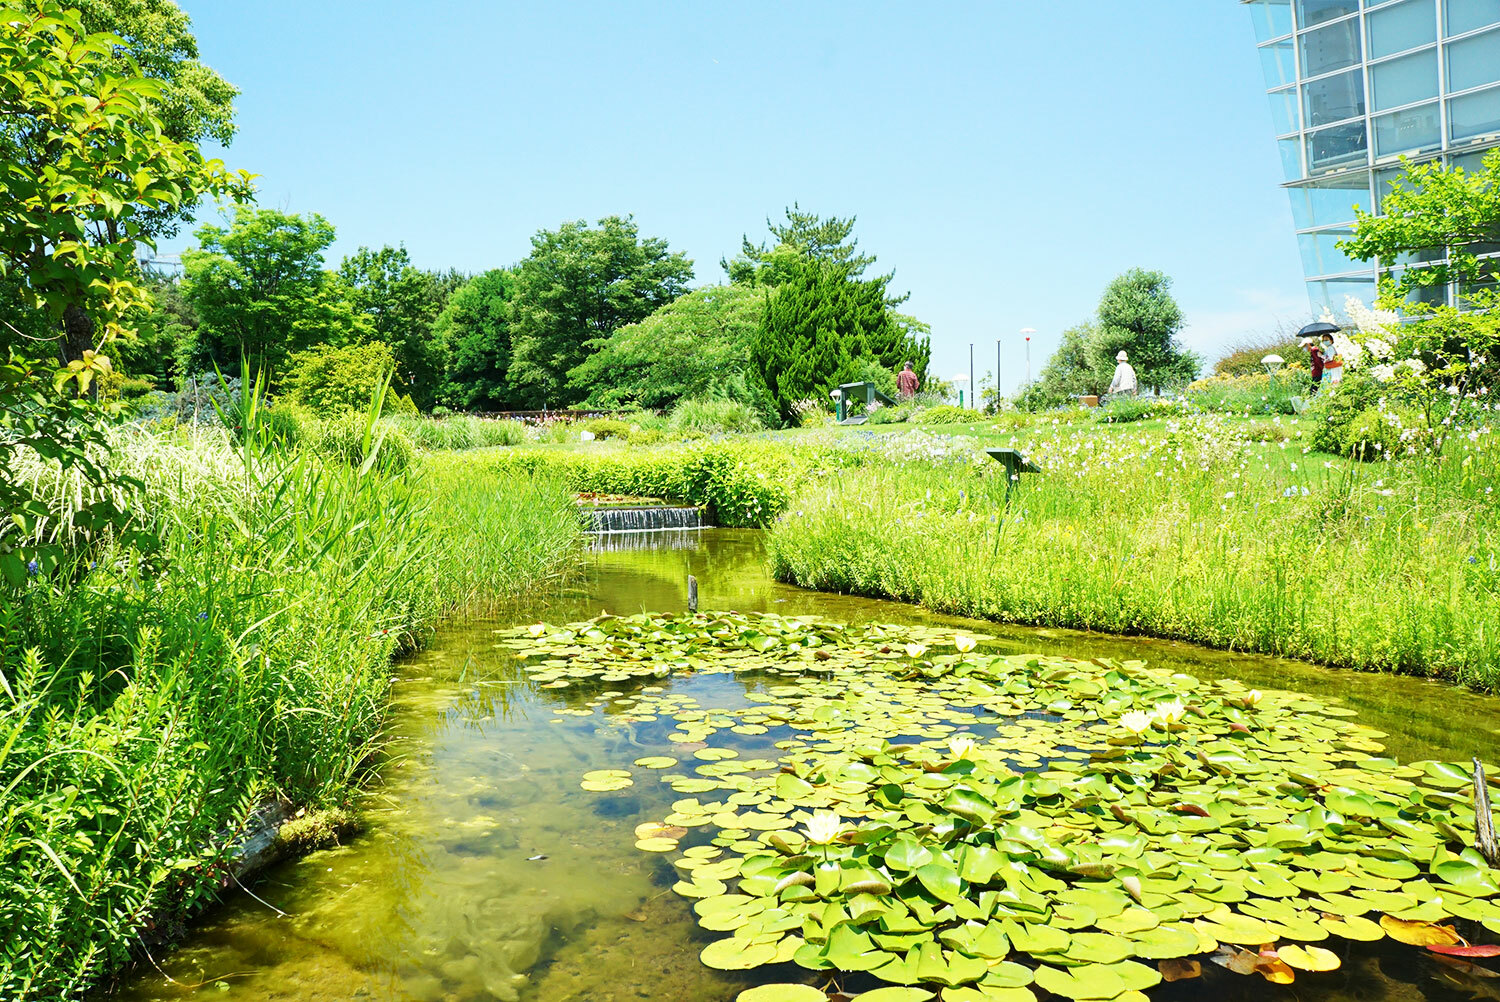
[803,811,846,845]
[948,736,978,760]
[1153,700,1186,725]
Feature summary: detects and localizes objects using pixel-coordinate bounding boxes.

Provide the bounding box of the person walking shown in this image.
[1320,332,1344,386]
[1108,351,1138,398]
[897,362,920,399]
[1304,336,1325,394]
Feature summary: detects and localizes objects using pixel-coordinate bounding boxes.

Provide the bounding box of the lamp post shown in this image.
[1020,328,1037,387]
[996,338,1003,410]
[1262,354,1285,394]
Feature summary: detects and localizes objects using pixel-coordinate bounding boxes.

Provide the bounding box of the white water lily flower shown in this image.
[527,623,546,638]
[1247,690,1264,705]
[803,811,846,845]
[1118,710,1154,735]
[948,736,979,760]
[954,635,978,653]
[904,642,928,659]
[1153,699,1187,725]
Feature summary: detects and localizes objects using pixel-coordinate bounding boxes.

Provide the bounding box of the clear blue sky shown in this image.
[163,0,1312,395]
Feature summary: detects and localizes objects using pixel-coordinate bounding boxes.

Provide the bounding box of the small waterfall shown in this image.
[587,529,705,552]
[581,506,707,533]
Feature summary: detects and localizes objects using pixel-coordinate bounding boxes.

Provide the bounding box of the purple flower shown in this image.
[197,611,209,621]
[26,560,39,576]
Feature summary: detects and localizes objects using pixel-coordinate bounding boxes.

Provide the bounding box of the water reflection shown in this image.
[104,529,1500,1002]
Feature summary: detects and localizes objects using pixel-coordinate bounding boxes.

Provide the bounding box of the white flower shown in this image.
[1153,699,1186,725]
[803,811,846,845]
[948,736,979,760]
[1402,357,1426,374]
[954,635,978,653]
[1246,689,1264,705]
[1118,710,1155,735]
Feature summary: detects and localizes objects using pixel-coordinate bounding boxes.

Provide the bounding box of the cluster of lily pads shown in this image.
[496,611,1500,1002]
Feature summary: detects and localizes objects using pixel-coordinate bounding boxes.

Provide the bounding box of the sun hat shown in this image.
[1116,351,1129,361]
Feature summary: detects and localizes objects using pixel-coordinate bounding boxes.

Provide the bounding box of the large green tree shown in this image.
[1090,269,1199,391]
[434,269,519,411]
[1037,321,1110,398]
[72,0,239,246]
[337,245,446,408]
[569,284,769,412]
[0,2,252,366]
[753,259,930,424]
[181,207,367,375]
[507,216,693,406]
[1341,150,1500,302]
[723,203,878,286]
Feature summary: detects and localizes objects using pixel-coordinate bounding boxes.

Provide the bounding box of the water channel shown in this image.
[108,529,1500,1002]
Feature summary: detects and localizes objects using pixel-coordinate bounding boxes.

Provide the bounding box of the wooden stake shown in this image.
[1475,758,1499,866]
[687,575,698,614]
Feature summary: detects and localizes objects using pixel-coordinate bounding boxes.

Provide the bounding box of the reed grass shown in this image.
[0,419,580,999]
[766,420,1500,688]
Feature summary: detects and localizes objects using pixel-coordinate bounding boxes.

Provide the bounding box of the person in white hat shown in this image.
[1108,350,1138,398]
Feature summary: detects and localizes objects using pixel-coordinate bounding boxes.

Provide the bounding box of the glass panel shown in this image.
[1269,87,1301,134]
[1281,137,1306,181]
[1374,165,1409,210]
[1450,85,1500,141]
[1375,103,1444,155]
[1250,0,1295,41]
[1308,277,1377,314]
[1447,29,1500,91]
[1301,18,1364,76]
[1451,146,1500,171]
[1300,229,1366,276]
[1260,39,1297,88]
[1369,0,1438,57]
[1288,174,1372,229]
[1299,0,1360,27]
[1371,49,1439,110]
[1305,68,1366,125]
[1307,121,1370,172]
[1445,0,1500,36]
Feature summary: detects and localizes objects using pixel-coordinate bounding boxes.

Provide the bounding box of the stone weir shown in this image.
[580,505,709,533]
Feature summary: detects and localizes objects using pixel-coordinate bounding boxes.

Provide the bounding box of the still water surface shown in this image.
[108,529,1500,1002]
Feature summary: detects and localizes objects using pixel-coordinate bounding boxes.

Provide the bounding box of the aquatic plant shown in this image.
[501,611,1500,1000]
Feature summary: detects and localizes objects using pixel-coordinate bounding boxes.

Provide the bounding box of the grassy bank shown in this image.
[765,414,1500,688]
[0,425,579,999]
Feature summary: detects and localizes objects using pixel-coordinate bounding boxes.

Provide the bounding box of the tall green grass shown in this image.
[0,418,581,998]
[766,430,1500,688]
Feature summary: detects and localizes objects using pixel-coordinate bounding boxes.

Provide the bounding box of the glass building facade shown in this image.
[1245,0,1500,313]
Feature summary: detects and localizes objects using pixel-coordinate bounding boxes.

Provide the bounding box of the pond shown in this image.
[106,529,1500,1002]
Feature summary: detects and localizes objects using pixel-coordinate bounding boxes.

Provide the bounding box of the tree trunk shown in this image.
[60,304,95,363]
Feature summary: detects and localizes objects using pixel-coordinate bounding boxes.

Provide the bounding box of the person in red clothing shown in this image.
[897,362,919,399]
[1304,337,1325,394]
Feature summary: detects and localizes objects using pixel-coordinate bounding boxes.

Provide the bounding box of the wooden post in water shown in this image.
[688,575,699,614]
[1475,758,1499,866]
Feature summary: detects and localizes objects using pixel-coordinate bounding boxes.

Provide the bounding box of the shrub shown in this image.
[1012,382,1070,413]
[315,413,415,474]
[1212,335,1306,377]
[578,417,634,440]
[385,414,528,451]
[1305,374,1383,455]
[1094,396,1185,424]
[1342,406,1430,461]
[261,399,312,448]
[285,342,399,416]
[668,397,764,436]
[913,405,976,425]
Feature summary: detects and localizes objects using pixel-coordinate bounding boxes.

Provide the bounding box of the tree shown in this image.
[1341,150,1500,301]
[508,216,693,406]
[338,245,446,408]
[1037,322,1110,398]
[181,208,364,375]
[1091,269,1199,391]
[753,259,930,425]
[112,267,199,386]
[71,0,239,245]
[433,269,519,411]
[723,203,878,286]
[284,341,398,416]
[568,284,768,411]
[0,3,252,366]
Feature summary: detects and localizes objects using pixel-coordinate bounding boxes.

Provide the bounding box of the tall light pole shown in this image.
[969,343,975,410]
[995,338,1002,409]
[1020,328,1037,387]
